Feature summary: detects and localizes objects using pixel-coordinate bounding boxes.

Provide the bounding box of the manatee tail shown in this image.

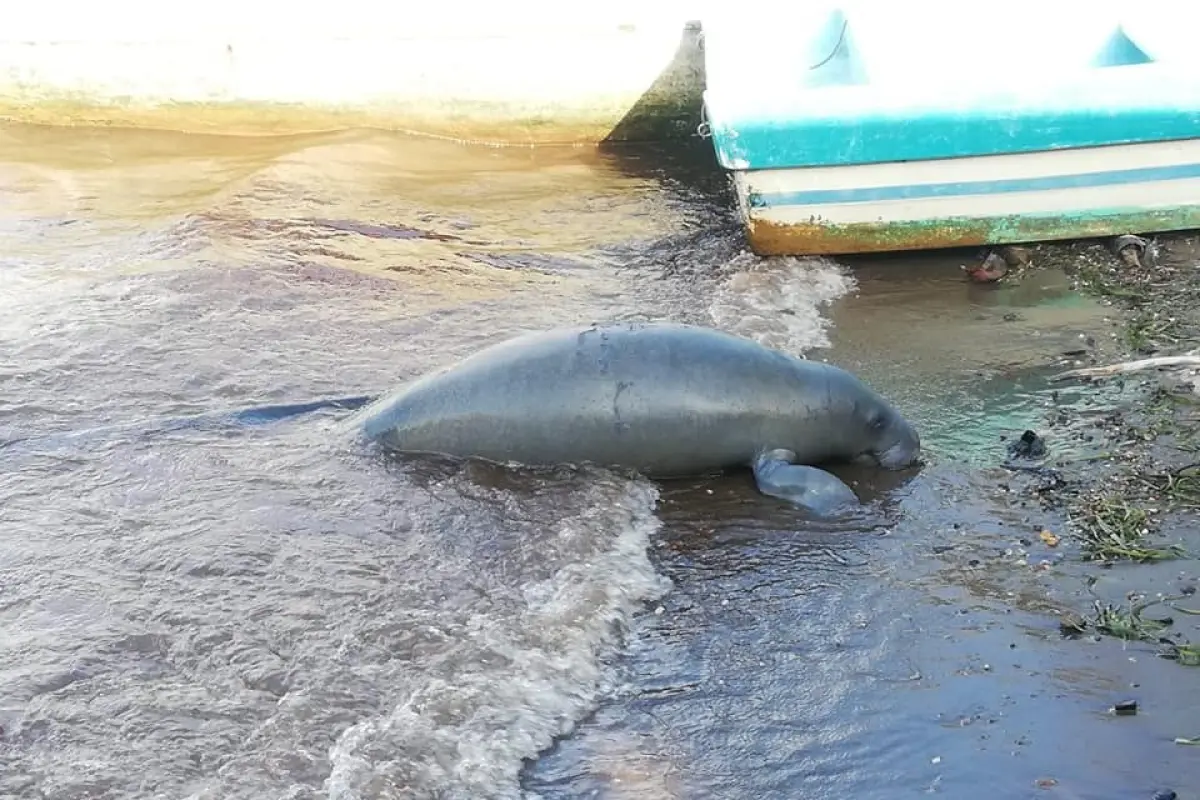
[224,395,375,425]
[1,394,378,453]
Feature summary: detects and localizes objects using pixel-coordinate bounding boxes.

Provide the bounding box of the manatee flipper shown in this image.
[752,448,860,516]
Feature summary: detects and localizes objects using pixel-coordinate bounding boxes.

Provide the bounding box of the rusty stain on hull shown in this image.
[745,208,1200,256]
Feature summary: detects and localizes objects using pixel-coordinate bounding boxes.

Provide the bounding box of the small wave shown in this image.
[707,252,857,355]
[324,477,670,800]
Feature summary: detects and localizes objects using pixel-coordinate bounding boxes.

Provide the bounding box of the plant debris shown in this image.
[1067,495,1184,563]
[1069,593,1200,665]
[1089,599,1171,641]
[1142,464,1200,510]
[1161,643,1200,667]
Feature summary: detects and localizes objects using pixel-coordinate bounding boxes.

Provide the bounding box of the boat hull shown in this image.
[702,3,1200,255]
[731,139,1200,256]
[0,6,706,144]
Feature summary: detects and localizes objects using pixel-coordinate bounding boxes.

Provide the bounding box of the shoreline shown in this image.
[968,232,1200,669]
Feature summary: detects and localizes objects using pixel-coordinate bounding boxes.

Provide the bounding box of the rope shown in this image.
[808,19,849,70]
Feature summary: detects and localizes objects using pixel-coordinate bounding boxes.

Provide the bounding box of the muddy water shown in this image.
[1,124,1197,800]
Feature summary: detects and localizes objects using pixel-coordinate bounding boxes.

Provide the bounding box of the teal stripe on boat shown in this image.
[702,65,1200,169]
[749,162,1200,208]
[708,108,1200,170]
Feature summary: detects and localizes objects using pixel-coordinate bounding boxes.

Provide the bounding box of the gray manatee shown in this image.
[355,322,921,516]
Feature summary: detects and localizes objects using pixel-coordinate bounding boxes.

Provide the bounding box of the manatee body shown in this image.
[355,323,920,515]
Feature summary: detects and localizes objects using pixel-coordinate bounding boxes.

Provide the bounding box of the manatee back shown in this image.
[357,323,826,469]
[357,327,589,443]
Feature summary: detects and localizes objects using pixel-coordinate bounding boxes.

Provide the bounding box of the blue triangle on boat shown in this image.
[805,10,868,87]
[1093,26,1154,67]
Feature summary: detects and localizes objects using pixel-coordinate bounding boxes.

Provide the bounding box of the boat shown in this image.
[0,4,706,145]
[701,2,1200,256]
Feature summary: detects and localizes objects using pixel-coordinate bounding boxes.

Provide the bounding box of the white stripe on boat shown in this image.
[740,139,1200,196]
[744,176,1200,227]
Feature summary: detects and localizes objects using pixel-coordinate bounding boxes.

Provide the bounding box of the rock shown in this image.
[1113,699,1138,715]
[1007,430,1048,461]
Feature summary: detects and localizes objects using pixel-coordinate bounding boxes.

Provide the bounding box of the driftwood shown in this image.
[1054,354,1200,382]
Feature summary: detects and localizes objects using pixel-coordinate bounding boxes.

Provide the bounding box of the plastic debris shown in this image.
[1113,699,1138,715]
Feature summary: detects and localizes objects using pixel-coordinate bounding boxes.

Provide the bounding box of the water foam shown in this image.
[708,252,857,355]
[323,478,670,800]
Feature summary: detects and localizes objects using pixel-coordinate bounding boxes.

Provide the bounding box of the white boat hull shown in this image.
[0,3,710,144]
[732,139,1200,255]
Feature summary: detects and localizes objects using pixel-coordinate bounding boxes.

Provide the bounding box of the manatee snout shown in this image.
[874,415,921,470]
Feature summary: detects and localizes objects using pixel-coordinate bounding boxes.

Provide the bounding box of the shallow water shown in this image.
[1,124,1197,800]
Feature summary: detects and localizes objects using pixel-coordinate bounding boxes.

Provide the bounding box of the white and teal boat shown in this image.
[702,2,1200,256]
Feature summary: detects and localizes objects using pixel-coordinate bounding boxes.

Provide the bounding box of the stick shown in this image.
[1053,355,1200,381]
